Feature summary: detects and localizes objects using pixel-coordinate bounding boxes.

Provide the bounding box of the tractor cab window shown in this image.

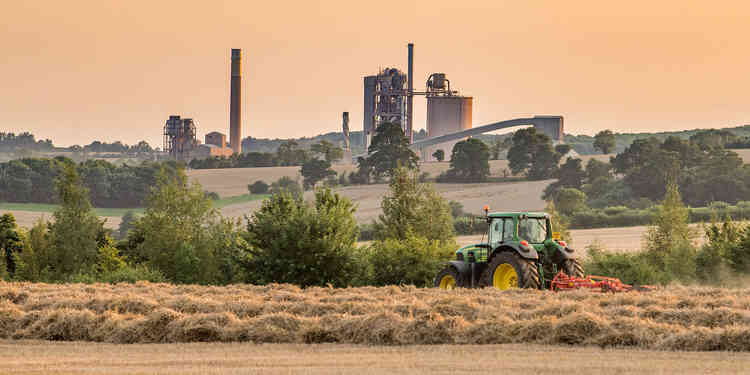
[489,220,503,248]
[518,218,547,243]
[490,218,516,248]
[503,219,515,242]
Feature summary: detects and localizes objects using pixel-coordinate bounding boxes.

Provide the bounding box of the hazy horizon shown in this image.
[3,1,750,147]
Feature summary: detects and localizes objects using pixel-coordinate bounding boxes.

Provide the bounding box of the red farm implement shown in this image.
[550,271,656,293]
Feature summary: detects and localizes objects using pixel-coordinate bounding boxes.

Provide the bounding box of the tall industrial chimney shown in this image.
[407,43,414,143]
[230,49,242,154]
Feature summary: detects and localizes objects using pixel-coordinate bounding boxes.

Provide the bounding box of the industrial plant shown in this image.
[163,43,564,163]
[362,43,564,162]
[164,48,243,161]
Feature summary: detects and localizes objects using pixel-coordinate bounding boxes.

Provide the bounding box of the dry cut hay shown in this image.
[0,281,749,350]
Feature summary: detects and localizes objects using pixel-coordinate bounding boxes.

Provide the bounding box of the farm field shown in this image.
[2,341,749,375]
[186,155,613,198]
[1,281,749,351]
[457,223,708,253]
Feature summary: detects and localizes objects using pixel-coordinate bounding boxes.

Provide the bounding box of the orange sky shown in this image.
[2,1,750,147]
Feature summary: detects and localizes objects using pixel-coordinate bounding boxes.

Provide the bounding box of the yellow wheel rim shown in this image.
[493,263,518,290]
[439,275,456,290]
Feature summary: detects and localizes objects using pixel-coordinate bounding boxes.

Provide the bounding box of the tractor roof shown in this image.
[487,212,548,218]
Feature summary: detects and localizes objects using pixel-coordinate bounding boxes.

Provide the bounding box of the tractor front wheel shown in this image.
[434,266,464,290]
[480,252,540,290]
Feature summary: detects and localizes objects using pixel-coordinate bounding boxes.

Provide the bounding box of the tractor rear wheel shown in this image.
[434,266,464,290]
[561,259,584,278]
[480,252,540,290]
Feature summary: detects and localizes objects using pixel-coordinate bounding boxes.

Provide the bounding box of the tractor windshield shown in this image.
[518,218,547,243]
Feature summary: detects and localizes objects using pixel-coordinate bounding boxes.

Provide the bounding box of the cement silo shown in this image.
[424,73,472,161]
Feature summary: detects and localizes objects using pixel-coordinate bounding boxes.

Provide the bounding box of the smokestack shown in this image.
[342,112,350,150]
[230,49,242,154]
[407,43,414,143]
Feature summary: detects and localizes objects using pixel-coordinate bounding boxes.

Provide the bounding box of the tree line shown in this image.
[0,157,181,208]
[0,163,457,287]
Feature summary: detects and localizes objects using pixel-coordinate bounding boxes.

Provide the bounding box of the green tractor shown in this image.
[435,210,583,290]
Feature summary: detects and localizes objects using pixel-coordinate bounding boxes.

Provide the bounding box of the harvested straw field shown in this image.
[3,341,749,375]
[1,282,749,351]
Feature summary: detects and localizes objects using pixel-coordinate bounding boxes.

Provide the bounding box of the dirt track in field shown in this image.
[3,341,748,375]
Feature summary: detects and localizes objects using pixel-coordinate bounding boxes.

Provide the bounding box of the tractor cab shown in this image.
[435,209,582,291]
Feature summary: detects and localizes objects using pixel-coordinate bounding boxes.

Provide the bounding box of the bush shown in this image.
[584,244,668,285]
[248,181,270,194]
[270,176,302,197]
[70,265,168,284]
[603,206,628,216]
[365,235,456,286]
[204,191,220,201]
[244,188,360,287]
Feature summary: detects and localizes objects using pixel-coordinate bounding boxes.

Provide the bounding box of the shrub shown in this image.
[603,206,629,216]
[248,181,270,194]
[584,244,668,285]
[244,188,360,287]
[709,201,730,212]
[270,176,302,197]
[204,191,220,201]
[70,264,167,284]
[554,188,587,216]
[125,170,248,285]
[375,166,454,243]
[366,235,456,286]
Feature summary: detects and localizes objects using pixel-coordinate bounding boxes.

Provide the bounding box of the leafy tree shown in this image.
[585,159,612,181]
[243,188,360,287]
[270,176,302,197]
[366,122,419,178]
[556,157,586,190]
[644,183,697,279]
[301,159,336,190]
[366,235,455,286]
[277,140,310,166]
[696,218,742,282]
[542,158,586,201]
[126,169,247,284]
[432,149,445,162]
[351,156,373,185]
[528,143,562,180]
[310,140,344,163]
[689,129,736,149]
[118,211,137,240]
[248,180,269,194]
[593,130,616,154]
[375,166,454,243]
[444,138,490,182]
[45,164,108,280]
[490,137,511,160]
[0,214,22,277]
[507,128,561,180]
[554,188,587,216]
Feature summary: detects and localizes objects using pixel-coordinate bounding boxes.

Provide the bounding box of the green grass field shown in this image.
[0,194,268,217]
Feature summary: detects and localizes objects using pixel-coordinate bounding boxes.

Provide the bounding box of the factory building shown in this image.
[424,95,472,161]
[163,115,198,162]
[363,44,473,159]
[162,48,243,162]
[197,131,233,158]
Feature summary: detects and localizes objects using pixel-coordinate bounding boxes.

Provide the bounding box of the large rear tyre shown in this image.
[480,252,540,290]
[561,259,584,278]
[434,266,464,290]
